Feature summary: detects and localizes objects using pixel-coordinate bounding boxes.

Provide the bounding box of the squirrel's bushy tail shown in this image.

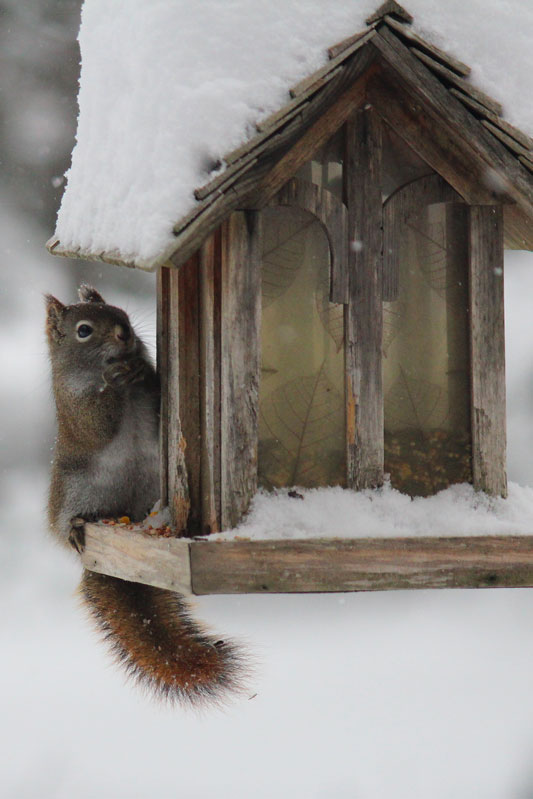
[80,570,245,706]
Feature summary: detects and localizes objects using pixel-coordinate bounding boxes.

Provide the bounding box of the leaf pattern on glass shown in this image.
[258,365,344,488]
[385,367,449,432]
[261,213,315,308]
[382,301,407,355]
[315,268,344,352]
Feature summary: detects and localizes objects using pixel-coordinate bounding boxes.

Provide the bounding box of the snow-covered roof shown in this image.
[48,0,533,271]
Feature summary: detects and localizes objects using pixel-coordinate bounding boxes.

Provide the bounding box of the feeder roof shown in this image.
[48,0,533,271]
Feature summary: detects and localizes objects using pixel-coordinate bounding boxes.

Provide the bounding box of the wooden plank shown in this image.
[366,0,413,25]
[156,266,170,506]
[220,212,262,529]
[199,233,220,533]
[178,254,202,534]
[82,522,192,594]
[290,28,376,97]
[469,205,507,497]
[366,55,504,206]
[248,53,378,208]
[369,29,533,212]
[383,16,471,77]
[344,108,384,489]
[411,49,502,116]
[194,157,258,203]
[192,536,533,594]
[481,119,533,160]
[81,523,533,596]
[450,89,533,151]
[167,267,191,530]
[270,177,349,303]
[170,52,378,268]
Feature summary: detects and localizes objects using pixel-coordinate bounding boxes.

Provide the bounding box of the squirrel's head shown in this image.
[45,285,136,365]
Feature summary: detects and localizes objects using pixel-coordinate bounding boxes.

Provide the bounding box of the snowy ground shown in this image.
[3,212,533,797]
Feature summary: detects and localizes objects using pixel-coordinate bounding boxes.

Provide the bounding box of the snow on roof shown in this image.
[52,0,533,270]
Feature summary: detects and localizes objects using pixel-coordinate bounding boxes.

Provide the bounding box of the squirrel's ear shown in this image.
[45,294,66,343]
[78,284,105,304]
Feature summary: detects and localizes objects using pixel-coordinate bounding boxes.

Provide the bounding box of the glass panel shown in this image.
[383,199,472,496]
[259,206,345,489]
[294,128,344,200]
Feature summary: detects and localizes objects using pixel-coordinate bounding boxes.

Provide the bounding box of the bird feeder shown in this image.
[47,2,533,594]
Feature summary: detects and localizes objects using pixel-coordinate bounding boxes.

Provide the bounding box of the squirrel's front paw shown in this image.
[68,517,86,553]
[103,357,146,387]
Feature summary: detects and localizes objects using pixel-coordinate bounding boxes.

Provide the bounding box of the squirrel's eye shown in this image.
[76,322,94,340]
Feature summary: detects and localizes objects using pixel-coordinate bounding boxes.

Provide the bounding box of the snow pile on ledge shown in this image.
[54,0,533,269]
[211,482,533,540]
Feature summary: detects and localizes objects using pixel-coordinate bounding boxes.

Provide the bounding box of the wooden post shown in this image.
[156,266,170,507]
[220,211,262,528]
[469,205,507,497]
[344,107,384,489]
[199,232,221,533]
[178,254,201,533]
[167,267,190,531]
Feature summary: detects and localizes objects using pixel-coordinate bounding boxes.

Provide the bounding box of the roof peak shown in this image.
[366,1,413,26]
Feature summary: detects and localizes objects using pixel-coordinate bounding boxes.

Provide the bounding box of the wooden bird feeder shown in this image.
[48,2,533,595]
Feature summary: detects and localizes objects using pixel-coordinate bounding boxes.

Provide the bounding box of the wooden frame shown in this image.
[82,522,533,595]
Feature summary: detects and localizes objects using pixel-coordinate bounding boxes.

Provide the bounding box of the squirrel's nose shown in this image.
[114,324,130,342]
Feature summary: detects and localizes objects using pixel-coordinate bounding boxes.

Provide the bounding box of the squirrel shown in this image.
[45,284,244,706]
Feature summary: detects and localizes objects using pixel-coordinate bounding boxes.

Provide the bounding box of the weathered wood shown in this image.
[468,205,507,497]
[289,28,376,98]
[156,266,170,506]
[249,54,378,208]
[80,522,533,595]
[194,157,259,203]
[344,108,384,489]
[369,28,533,213]
[178,254,202,533]
[383,16,471,77]
[220,212,262,528]
[411,49,502,115]
[192,536,533,594]
[82,522,192,594]
[481,119,533,160]
[449,89,533,151]
[199,232,221,533]
[328,30,372,61]
[270,177,349,303]
[170,51,378,268]
[167,267,190,530]
[366,0,413,26]
[383,174,464,301]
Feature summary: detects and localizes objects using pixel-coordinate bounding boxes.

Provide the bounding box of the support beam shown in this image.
[469,205,507,497]
[344,107,384,489]
[220,211,262,528]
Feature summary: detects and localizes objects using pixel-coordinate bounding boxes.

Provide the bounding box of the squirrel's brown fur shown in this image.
[46,285,244,706]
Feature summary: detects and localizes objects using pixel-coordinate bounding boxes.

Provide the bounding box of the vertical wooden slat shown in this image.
[344,107,384,489]
[167,267,190,531]
[469,205,507,497]
[220,211,262,529]
[199,233,220,533]
[156,266,170,507]
[178,254,201,533]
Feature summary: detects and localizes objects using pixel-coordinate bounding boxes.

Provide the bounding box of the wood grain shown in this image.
[344,107,384,489]
[469,205,507,497]
[220,212,262,528]
[82,522,192,594]
[80,523,533,595]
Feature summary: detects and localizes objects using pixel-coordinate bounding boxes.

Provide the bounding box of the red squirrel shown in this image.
[46,285,244,705]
